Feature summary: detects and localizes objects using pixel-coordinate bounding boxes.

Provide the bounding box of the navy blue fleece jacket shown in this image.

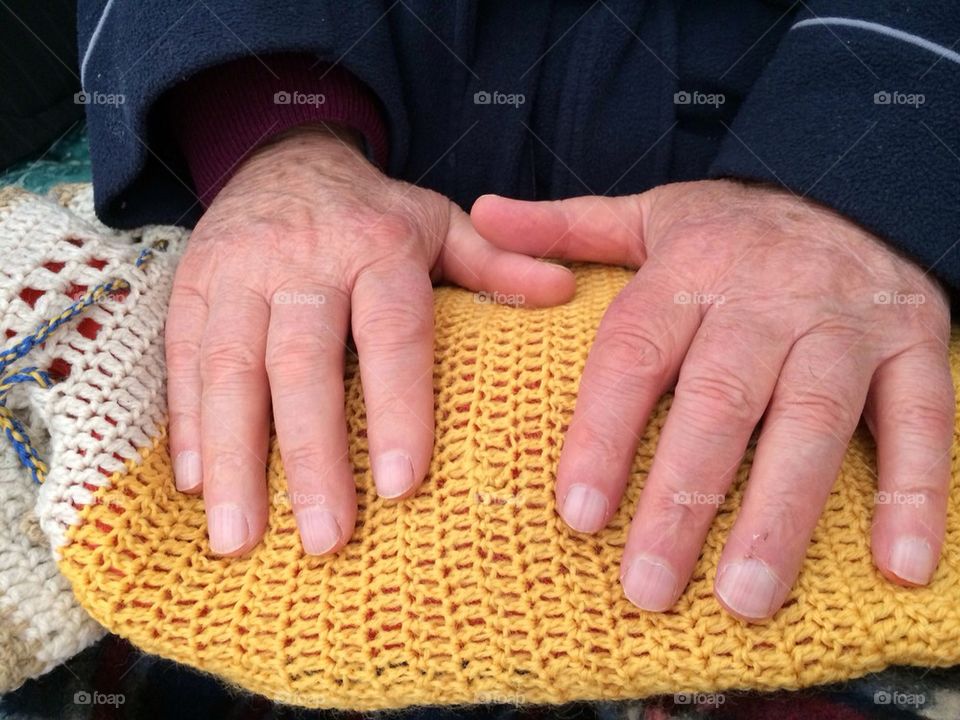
[77,1,960,293]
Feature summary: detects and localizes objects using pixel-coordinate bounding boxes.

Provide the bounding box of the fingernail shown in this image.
[373,450,415,499]
[207,503,249,555]
[715,559,782,620]
[174,451,202,492]
[561,484,609,533]
[621,555,679,611]
[546,262,574,276]
[888,536,937,585]
[297,507,342,555]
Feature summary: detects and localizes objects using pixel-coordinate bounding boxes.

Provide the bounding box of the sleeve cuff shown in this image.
[708,7,960,292]
[165,53,389,207]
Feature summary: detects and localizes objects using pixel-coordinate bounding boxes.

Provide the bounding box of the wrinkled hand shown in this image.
[167,124,574,556]
[472,180,953,622]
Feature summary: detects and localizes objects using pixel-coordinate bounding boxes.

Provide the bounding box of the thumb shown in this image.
[437,204,576,308]
[470,192,651,268]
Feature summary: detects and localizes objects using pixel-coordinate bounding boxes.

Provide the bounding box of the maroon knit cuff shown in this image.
[166,53,389,207]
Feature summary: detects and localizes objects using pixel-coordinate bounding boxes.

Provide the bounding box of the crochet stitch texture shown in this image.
[0,183,186,691]
[3,184,959,709]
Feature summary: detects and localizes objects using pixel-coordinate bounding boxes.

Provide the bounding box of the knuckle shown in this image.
[676,371,760,430]
[647,480,715,533]
[365,394,417,428]
[271,282,348,307]
[573,422,626,467]
[354,300,432,352]
[165,338,201,374]
[265,335,332,381]
[897,314,947,350]
[168,283,207,318]
[781,386,858,435]
[281,445,333,484]
[881,479,948,508]
[591,324,669,389]
[750,487,810,539]
[572,420,639,473]
[172,251,212,286]
[204,449,261,490]
[168,410,200,444]
[888,395,955,436]
[169,407,200,428]
[201,340,262,382]
[354,210,420,250]
[882,396,955,457]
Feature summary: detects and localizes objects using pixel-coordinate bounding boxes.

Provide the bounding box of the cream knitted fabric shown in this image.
[0,184,187,691]
[0,422,102,692]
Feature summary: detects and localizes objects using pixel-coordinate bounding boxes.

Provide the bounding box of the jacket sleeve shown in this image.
[77,1,408,229]
[708,1,960,293]
[164,54,389,208]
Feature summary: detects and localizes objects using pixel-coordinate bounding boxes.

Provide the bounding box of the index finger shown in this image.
[556,272,701,533]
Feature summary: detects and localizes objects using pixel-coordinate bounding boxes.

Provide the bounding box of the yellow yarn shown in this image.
[58,265,960,710]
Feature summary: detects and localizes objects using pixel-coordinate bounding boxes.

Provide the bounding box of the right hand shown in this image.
[166,123,575,556]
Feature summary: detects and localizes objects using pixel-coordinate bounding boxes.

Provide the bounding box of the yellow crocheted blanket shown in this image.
[55,265,960,711]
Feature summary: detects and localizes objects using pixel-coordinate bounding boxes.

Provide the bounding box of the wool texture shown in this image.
[1,184,959,710]
[0,182,189,692]
[0,419,103,693]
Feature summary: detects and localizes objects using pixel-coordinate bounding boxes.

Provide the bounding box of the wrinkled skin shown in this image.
[168,120,953,623]
[165,124,574,557]
[471,181,953,621]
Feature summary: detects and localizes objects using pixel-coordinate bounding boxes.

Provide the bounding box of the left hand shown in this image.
[471,179,954,622]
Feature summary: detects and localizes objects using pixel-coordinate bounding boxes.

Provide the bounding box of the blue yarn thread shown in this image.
[0,240,166,483]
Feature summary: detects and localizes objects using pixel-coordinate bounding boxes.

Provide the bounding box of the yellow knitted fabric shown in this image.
[58,265,960,711]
